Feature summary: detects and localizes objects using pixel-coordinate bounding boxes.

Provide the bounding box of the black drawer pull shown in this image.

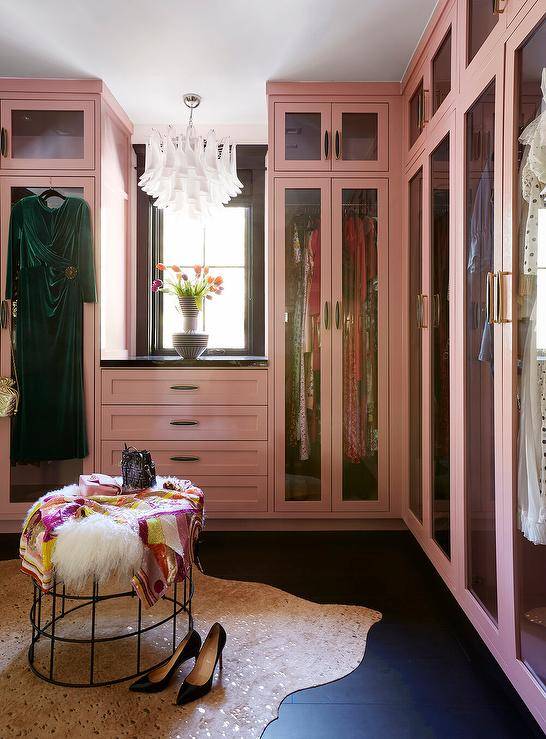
[170,456,200,462]
[170,385,199,390]
[170,420,199,426]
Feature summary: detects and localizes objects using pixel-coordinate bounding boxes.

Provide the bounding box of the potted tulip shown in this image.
[152,264,224,358]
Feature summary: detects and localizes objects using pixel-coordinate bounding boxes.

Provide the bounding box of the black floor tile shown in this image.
[264,702,527,739]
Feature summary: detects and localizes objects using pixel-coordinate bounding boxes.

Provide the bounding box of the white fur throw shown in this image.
[51,514,143,591]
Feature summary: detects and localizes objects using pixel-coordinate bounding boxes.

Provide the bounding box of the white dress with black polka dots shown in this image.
[518,69,546,545]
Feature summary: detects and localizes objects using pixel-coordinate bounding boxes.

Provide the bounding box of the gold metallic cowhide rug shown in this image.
[0,559,380,738]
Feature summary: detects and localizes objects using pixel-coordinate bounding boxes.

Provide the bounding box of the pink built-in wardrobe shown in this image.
[0,0,545,729]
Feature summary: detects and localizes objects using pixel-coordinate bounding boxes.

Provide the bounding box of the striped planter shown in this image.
[174,296,208,358]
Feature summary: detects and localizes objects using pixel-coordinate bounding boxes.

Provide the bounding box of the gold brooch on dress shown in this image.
[65,265,78,280]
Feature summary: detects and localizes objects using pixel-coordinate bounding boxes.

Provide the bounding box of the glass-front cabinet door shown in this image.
[464,0,507,72]
[0,177,95,519]
[331,179,388,511]
[331,104,389,172]
[408,164,425,524]
[464,80,499,622]
[430,132,452,559]
[274,179,332,511]
[274,103,332,172]
[0,100,94,170]
[509,11,546,691]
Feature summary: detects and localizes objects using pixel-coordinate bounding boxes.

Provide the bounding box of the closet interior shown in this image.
[0,0,544,731]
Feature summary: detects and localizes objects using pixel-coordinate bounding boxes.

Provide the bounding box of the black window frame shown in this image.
[134,143,266,357]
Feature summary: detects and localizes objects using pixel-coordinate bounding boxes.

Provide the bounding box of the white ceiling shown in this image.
[0,0,437,128]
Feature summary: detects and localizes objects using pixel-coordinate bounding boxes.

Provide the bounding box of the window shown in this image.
[135,144,266,356]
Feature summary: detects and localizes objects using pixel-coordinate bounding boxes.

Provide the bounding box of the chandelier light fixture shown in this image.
[138,93,243,220]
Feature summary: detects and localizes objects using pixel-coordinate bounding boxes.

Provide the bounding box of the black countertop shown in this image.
[101,355,268,368]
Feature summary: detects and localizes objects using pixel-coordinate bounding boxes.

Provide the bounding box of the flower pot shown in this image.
[172,332,209,359]
[178,296,200,332]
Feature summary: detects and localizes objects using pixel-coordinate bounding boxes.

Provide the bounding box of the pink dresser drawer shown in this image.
[101,369,267,405]
[190,476,268,513]
[101,440,267,477]
[101,405,267,441]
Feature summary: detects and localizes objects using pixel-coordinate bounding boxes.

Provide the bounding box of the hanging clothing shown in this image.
[517,68,546,545]
[468,161,494,366]
[286,221,320,462]
[6,195,96,462]
[342,212,378,463]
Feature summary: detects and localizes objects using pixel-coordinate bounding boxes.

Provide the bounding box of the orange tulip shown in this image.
[194,265,202,275]
[156,263,166,271]
[207,276,213,283]
[214,275,223,285]
[170,265,181,273]
[204,266,209,275]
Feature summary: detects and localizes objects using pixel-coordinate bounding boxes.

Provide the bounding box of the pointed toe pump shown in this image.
[176,622,226,706]
[129,628,201,693]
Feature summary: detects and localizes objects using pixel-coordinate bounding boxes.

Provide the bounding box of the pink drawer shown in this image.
[101,369,267,405]
[191,476,268,513]
[101,440,267,477]
[101,405,267,441]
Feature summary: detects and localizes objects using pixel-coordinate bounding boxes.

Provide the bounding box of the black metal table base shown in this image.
[28,567,194,688]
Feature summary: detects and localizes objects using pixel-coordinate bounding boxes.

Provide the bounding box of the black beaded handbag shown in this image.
[121,444,157,493]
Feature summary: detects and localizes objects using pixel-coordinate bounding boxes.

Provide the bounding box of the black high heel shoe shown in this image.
[176,623,226,706]
[129,629,201,693]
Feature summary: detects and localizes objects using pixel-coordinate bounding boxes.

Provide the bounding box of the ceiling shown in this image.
[0,0,437,128]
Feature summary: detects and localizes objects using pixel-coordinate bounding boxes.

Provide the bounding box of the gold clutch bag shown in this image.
[0,376,18,417]
[0,301,19,417]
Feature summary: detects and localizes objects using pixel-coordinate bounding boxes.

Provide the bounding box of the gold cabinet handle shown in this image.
[335,130,341,160]
[419,87,428,130]
[324,130,329,159]
[485,272,495,324]
[170,456,200,462]
[170,420,199,426]
[0,128,7,158]
[417,294,428,328]
[420,294,428,328]
[335,300,340,329]
[170,385,199,390]
[324,301,330,330]
[495,271,511,323]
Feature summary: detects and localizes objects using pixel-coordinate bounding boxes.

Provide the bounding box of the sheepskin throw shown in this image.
[19,477,204,607]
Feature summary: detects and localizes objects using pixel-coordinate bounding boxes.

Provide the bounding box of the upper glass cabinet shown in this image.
[409,80,426,151]
[466,0,507,67]
[331,104,388,171]
[274,102,388,172]
[274,103,332,171]
[0,100,95,169]
[432,29,452,116]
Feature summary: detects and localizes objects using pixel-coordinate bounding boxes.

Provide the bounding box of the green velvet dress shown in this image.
[6,195,96,462]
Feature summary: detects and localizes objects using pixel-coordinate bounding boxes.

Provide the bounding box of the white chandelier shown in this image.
[138,93,243,220]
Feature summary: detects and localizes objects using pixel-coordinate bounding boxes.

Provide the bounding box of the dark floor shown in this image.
[1,531,543,738]
[199,531,543,739]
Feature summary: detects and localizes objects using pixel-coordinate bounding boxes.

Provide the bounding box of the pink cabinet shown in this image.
[331,178,389,512]
[403,2,456,166]
[274,103,331,172]
[273,176,391,513]
[273,178,332,512]
[0,99,95,170]
[503,0,546,704]
[274,101,389,172]
[331,103,389,171]
[405,110,456,563]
